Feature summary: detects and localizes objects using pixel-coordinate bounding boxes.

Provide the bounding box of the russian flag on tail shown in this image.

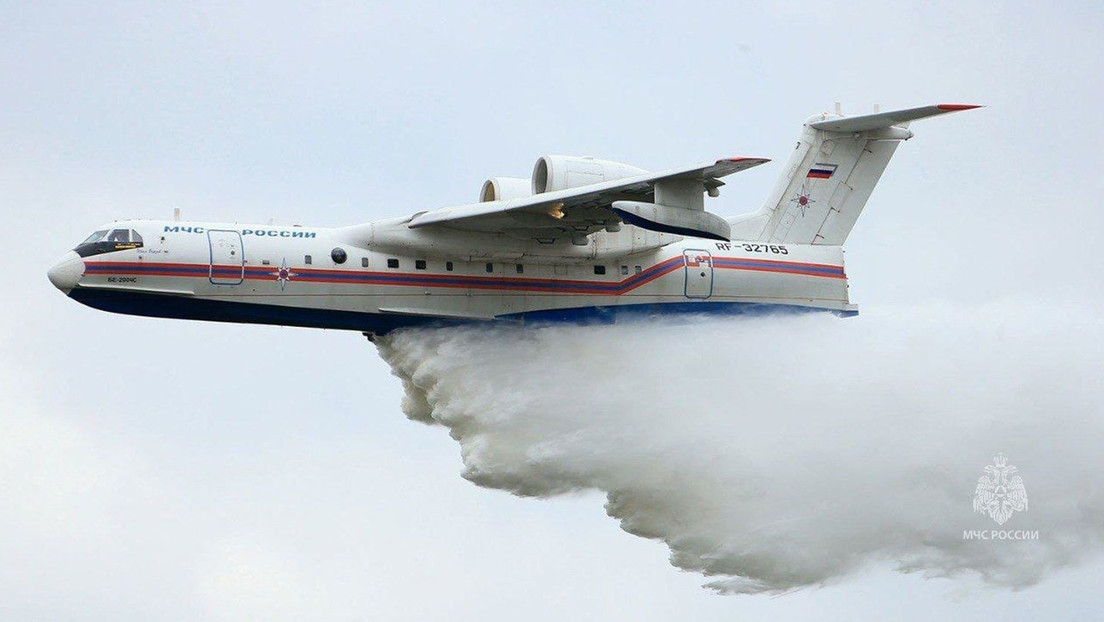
[807,163,837,179]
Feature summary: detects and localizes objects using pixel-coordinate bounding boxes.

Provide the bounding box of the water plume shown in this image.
[375,303,1104,594]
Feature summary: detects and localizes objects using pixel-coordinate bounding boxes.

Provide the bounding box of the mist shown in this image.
[376,303,1104,594]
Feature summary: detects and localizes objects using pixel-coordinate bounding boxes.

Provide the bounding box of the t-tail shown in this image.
[729,103,981,244]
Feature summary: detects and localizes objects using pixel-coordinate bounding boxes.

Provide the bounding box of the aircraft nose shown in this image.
[48,251,84,293]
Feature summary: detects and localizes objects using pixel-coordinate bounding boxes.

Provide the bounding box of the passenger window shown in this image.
[594,265,606,275]
[361,257,369,267]
[415,260,426,270]
[387,258,399,269]
[305,255,312,265]
[620,265,628,275]
[634,265,642,274]
[515,264,524,274]
[485,263,493,273]
[446,261,454,272]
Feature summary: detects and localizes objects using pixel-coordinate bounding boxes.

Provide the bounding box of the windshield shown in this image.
[81,230,109,244]
[74,228,144,258]
[107,229,132,243]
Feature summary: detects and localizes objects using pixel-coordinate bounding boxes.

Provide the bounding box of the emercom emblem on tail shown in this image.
[729,103,980,245]
[790,163,839,215]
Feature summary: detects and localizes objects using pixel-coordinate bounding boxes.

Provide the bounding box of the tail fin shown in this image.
[729,104,980,245]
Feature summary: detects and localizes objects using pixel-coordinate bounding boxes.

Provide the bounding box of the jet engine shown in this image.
[531,156,646,194]
[480,177,532,202]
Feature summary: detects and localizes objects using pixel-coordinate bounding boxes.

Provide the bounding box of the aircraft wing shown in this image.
[406,157,769,242]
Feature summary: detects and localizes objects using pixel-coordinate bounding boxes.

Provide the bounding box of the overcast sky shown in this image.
[2,1,1103,620]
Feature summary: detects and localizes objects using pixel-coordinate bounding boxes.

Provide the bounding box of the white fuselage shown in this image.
[50,219,856,335]
[47,105,982,335]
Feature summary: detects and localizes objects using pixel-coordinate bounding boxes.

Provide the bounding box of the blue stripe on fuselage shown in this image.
[67,287,855,335]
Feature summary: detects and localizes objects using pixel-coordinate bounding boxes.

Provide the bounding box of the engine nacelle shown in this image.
[480,177,532,202]
[531,155,646,194]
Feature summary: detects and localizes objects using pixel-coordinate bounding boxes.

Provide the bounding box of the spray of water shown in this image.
[375,303,1104,594]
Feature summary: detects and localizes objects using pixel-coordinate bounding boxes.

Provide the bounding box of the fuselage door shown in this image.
[208,230,244,285]
[682,249,713,299]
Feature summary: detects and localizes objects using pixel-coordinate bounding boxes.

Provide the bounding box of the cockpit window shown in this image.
[81,230,109,244]
[74,228,145,258]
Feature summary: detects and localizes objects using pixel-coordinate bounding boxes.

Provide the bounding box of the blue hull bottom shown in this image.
[68,288,855,335]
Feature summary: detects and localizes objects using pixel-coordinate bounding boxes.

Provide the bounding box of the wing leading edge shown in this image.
[406,157,769,242]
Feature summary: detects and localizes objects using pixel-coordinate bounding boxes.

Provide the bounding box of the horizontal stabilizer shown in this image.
[809,103,981,133]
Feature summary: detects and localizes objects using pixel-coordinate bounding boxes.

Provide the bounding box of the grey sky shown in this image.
[2,1,1103,620]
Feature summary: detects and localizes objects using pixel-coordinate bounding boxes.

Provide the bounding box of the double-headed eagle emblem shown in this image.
[973,453,1028,525]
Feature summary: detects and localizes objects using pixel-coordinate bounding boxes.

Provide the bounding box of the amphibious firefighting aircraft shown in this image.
[48,103,978,337]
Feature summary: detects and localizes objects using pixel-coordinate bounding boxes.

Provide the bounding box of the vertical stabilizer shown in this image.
[729,104,979,245]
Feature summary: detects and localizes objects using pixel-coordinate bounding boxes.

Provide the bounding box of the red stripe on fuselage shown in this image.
[82,255,845,294]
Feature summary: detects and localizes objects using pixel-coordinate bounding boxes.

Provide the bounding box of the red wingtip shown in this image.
[937,103,983,111]
[720,156,771,163]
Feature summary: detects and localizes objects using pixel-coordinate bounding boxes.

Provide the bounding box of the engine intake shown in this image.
[532,155,646,194]
[480,177,532,202]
